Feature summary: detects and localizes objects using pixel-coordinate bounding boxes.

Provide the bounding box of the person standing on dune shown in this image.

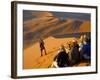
[39,38,47,56]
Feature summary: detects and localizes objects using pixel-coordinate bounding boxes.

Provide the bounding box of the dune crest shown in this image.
[32,12,54,17]
[24,16,90,49]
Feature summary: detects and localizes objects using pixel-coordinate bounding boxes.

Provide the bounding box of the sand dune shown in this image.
[78,21,90,32]
[24,17,59,35]
[23,12,91,69]
[32,12,54,17]
[23,36,75,69]
[24,16,90,49]
[23,36,90,69]
[24,17,56,31]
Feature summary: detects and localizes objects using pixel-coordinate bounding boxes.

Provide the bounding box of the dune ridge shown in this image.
[23,12,90,49]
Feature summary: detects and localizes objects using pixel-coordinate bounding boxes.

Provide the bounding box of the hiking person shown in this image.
[39,38,47,56]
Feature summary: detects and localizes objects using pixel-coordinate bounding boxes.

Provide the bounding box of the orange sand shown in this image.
[23,36,75,69]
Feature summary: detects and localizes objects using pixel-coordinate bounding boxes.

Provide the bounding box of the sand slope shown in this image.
[23,36,90,69]
[23,36,75,69]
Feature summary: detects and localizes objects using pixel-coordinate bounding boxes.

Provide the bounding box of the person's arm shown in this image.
[53,61,59,68]
[54,55,57,61]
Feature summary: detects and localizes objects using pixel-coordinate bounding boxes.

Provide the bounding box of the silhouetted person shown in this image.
[70,40,80,65]
[52,46,70,67]
[39,38,47,56]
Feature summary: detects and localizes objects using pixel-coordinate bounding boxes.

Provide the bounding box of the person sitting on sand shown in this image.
[79,35,84,51]
[65,42,72,61]
[78,35,85,60]
[70,40,80,65]
[80,36,91,61]
[51,45,70,68]
[39,38,47,56]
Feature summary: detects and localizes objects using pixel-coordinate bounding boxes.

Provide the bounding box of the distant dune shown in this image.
[23,12,90,49]
[32,12,54,17]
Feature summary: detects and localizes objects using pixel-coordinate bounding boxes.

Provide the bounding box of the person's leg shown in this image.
[41,49,43,56]
[44,48,47,55]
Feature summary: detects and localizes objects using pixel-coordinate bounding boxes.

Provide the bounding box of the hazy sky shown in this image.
[23,10,90,21]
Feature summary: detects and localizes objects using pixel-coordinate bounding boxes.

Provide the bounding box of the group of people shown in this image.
[51,35,91,68]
